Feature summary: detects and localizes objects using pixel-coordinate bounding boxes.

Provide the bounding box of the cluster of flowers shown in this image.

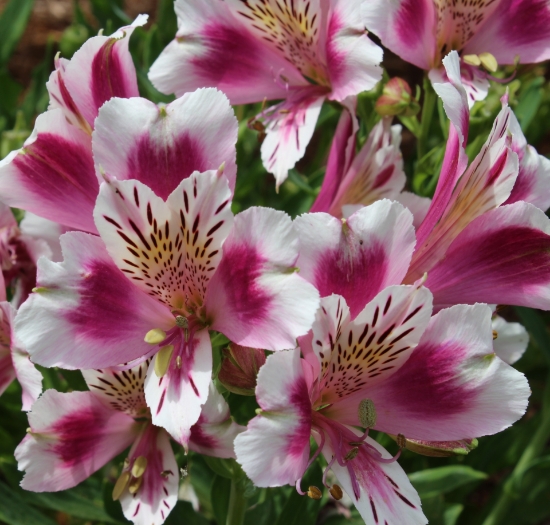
[0,0,549,524]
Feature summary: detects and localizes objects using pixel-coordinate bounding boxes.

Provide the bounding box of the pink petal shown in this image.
[93,89,238,196]
[206,207,319,350]
[119,425,179,525]
[15,232,172,369]
[260,89,326,188]
[295,201,416,318]
[425,202,550,310]
[334,304,530,441]
[234,350,311,487]
[363,0,437,70]
[311,105,358,214]
[55,15,147,129]
[464,0,550,64]
[148,0,306,104]
[0,350,16,400]
[189,382,245,458]
[326,431,427,525]
[317,285,433,403]
[327,118,406,217]
[492,315,529,365]
[409,104,519,281]
[15,390,138,492]
[0,110,98,233]
[326,0,383,101]
[94,172,233,312]
[144,328,212,446]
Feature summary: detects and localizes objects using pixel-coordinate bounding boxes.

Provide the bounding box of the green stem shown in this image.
[417,77,437,160]
[225,477,247,525]
[481,377,550,525]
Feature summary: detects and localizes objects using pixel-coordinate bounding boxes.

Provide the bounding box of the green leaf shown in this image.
[165,501,211,525]
[0,0,35,67]
[515,307,550,365]
[211,475,232,525]
[444,503,464,525]
[0,481,58,525]
[408,465,488,498]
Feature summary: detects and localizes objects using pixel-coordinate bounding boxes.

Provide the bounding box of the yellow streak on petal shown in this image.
[155,344,174,377]
[145,328,166,345]
[479,52,498,72]
[463,54,481,66]
[112,471,131,501]
[131,456,148,478]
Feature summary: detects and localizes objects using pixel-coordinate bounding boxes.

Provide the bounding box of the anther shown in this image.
[307,486,322,500]
[492,330,498,340]
[128,476,144,494]
[131,456,148,478]
[358,399,377,429]
[160,470,172,478]
[145,328,166,345]
[344,447,359,461]
[463,53,481,66]
[397,433,407,449]
[479,52,498,72]
[155,345,174,377]
[329,484,343,501]
[175,316,187,328]
[176,356,182,369]
[349,441,365,446]
[112,471,131,501]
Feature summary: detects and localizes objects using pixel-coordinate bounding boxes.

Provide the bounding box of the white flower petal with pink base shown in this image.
[425,202,550,310]
[235,350,312,487]
[11,345,43,411]
[19,212,70,263]
[189,382,245,458]
[325,431,427,525]
[15,232,172,369]
[15,389,138,492]
[492,315,529,365]
[295,201,416,318]
[119,426,178,525]
[94,171,233,313]
[333,304,530,442]
[0,110,98,233]
[464,0,550,65]
[148,0,306,104]
[261,89,326,188]
[145,328,212,446]
[93,90,238,196]
[206,207,319,350]
[318,285,433,403]
[393,192,431,230]
[325,0,383,101]
[55,15,146,129]
[362,0,437,70]
[505,111,550,211]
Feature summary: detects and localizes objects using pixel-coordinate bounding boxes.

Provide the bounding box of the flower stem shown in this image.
[481,376,550,525]
[417,77,437,160]
[225,477,247,525]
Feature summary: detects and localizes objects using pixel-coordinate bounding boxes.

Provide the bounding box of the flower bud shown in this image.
[375,78,420,117]
[388,435,478,457]
[218,344,266,396]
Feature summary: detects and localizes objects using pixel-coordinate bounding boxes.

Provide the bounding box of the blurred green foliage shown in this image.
[0,1,550,524]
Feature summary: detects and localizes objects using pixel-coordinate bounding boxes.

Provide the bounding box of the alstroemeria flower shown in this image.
[312,112,429,225]
[15,145,319,445]
[0,16,148,233]
[402,52,550,311]
[0,272,42,411]
[15,361,243,525]
[363,0,550,105]
[235,289,529,524]
[492,314,529,365]
[149,0,383,187]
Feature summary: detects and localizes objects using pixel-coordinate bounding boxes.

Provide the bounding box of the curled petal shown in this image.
[492,315,529,365]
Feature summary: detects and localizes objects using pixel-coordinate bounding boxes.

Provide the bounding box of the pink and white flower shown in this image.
[149,0,383,187]
[0,16,147,233]
[235,289,529,524]
[15,361,242,525]
[405,52,550,311]
[363,0,550,105]
[15,107,319,444]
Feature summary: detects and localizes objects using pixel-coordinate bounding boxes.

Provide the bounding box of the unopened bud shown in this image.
[307,486,322,500]
[375,78,420,117]
[218,344,267,395]
[329,484,343,500]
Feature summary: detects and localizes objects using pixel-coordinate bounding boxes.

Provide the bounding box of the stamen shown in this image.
[396,433,407,449]
[307,486,322,500]
[463,54,481,66]
[344,447,359,461]
[358,399,377,429]
[176,356,182,369]
[145,328,166,345]
[131,456,148,478]
[128,476,144,494]
[322,455,337,488]
[492,330,498,340]
[329,484,343,501]
[112,471,131,501]
[479,52,498,72]
[154,345,174,377]
[176,316,189,341]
